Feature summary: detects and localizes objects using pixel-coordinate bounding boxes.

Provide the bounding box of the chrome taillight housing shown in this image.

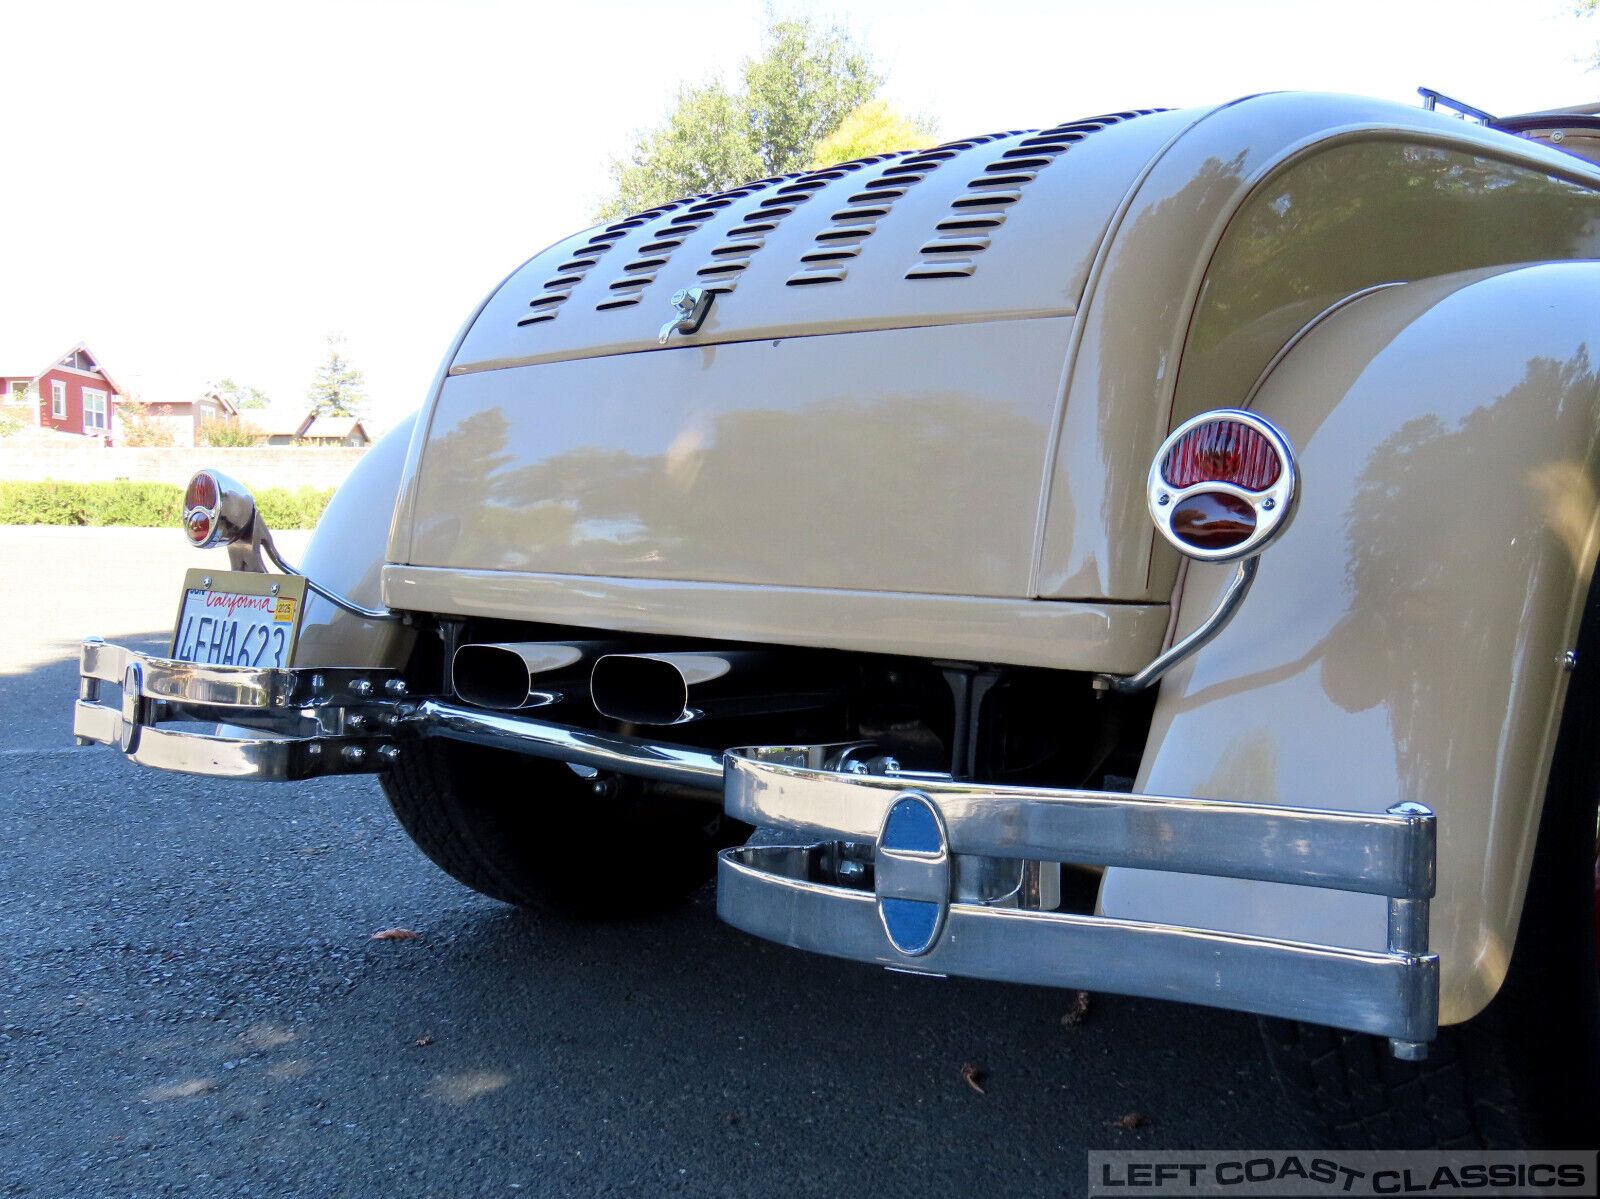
[1147,410,1298,562]
[182,469,258,549]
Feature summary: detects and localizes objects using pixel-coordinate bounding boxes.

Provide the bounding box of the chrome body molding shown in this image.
[719,747,1439,1051]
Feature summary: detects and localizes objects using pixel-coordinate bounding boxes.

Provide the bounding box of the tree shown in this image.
[197,417,264,447]
[810,99,937,168]
[214,377,271,410]
[306,334,366,418]
[740,15,882,177]
[602,82,763,220]
[0,383,29,438]
[598,14,905,220]
[115,397,178,447]
[1580,0,1599,67]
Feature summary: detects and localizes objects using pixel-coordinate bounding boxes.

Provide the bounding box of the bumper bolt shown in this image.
[378,745,402,764]
[342,745,367,765]
[384,679,408,697]
[349,678,373,698]
[346,713,367,731]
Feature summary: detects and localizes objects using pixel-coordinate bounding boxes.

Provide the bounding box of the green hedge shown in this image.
[0,481,334,529]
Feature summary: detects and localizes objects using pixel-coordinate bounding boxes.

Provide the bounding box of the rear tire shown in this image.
[380,740,731,919]
[1263,587,1600,1148]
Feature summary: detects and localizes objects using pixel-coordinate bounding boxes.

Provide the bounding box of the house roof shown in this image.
[190,386,243,420]
[256,407,316,438]
[0,342,124,395]
[300,416,369,441]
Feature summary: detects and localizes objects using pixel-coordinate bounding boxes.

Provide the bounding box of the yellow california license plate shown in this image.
[170,569,308,667]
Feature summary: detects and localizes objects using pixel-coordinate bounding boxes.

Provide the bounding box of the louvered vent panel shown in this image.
[696,162,876,293]
[517,214,642,326]
[520,109,1170,325]
[592,193,716,311]
[780,147,955,288]
[905,109,1166,282]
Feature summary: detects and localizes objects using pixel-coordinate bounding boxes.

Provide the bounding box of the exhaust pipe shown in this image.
[590,650,840,725]
[452,641,614,710]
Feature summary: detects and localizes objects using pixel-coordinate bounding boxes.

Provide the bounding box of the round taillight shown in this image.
[182,470,223,548]
[1148,410,1297,562]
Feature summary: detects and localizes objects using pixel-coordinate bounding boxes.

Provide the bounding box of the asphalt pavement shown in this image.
[1,526,1294,1199]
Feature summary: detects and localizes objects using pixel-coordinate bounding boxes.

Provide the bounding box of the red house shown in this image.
[0,342,125,440]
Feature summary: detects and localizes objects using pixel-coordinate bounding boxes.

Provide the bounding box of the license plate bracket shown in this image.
[170,569,309,668]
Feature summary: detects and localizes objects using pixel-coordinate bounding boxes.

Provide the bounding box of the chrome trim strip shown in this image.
[724,748,1436,898]
[717,848,1439,1044]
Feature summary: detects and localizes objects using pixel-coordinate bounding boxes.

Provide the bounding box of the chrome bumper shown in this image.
[75,637,1439,1052]
[74,638,413,778]
[717,746,1439,1055]
[73,638,725,783]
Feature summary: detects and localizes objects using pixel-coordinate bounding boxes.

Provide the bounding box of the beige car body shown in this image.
[304,92,1600,1025]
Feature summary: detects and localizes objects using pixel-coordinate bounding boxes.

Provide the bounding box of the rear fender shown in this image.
[1099,262,1600,1025]
[293,412,418,669]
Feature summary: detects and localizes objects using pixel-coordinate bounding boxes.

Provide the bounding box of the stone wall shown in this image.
[0,444,368,490]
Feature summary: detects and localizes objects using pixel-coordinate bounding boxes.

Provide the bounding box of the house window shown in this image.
[83,389,108,432]
[51,380,66,418]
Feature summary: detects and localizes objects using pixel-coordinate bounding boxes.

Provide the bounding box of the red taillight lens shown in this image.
[184,509,212,545]
[1170,490,1256,551]
[185,472,218,512]
[1161,420,1283,491]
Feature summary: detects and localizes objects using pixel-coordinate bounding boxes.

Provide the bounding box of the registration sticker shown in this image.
[170,569,309,668]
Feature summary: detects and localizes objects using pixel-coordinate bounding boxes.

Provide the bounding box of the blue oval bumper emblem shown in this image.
[875,791,951,956]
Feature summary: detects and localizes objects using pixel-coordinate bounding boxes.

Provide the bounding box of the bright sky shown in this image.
[4,0,1595,433]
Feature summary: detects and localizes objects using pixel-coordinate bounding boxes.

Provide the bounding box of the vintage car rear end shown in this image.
[75,92,1600,1147]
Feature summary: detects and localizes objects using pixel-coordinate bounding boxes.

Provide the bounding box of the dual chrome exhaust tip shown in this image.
[450,642,840,725]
